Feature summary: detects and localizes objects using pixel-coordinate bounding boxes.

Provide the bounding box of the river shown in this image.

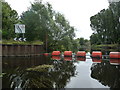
[2,53,120,89]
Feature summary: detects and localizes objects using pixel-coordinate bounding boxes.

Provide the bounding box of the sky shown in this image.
[5,0,109,40]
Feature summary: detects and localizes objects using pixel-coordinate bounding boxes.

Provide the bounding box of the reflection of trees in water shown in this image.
[20,65,54,88]
[2,56,52,88]
[91,60,120,89]
[50,60,76,88]
[3,57,76,88]
[23,60,76,88]
[2,56,51,69]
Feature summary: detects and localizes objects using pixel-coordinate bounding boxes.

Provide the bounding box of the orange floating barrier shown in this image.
[43,53,49,56]
[64,56,72,61]
[92,51,102,58]
[64,51,72,56]
[76,51,86,57]
[76,57,86,61]
[109,52,120,59]
[52,51,61,56]
[52,56,61,60]
[92,58,102,63]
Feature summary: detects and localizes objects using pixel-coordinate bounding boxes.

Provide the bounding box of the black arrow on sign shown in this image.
[17,25,22,33]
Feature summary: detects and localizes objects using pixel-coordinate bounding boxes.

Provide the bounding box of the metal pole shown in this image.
[23,33,24,38]
[46,32,47,53]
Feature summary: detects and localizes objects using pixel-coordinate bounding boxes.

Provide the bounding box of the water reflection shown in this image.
[92,58,102,63]
[91,60,120,89]
[64,57,72,61]
[2,56,51,88]
[2,56,76,88]
[3,55,120,89]
[110,59,120,65]
[52,56,61,60]
[50,60,76,88]
[76,57,86,61]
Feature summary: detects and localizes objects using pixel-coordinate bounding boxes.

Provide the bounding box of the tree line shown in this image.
[90,1,120,45]
[1,0,90,52]
[2,1,19,40]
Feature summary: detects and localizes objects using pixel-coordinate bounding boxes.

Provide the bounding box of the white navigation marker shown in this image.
[15,24,25,33]
[23,38,26,41]
[18,37,22,41]
[14,37,17,41]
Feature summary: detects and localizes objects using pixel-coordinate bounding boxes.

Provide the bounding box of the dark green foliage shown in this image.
[76,38,90,52]
[2,1,19,39]
[2,0,79,52]
[90,2,120,45]
[20,1,76,52]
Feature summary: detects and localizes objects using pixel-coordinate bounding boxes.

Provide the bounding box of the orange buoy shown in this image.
[92,51,102,58]
[76,51,86,57]
[92,58,102,63]
[110,59,120,65]
[76,57,86,61]
[109,52,120,59]
[64,56,72,61]
[43,53,49,56]
[52,56,61,60]
[64,51,72,56]
[52,51,61,56]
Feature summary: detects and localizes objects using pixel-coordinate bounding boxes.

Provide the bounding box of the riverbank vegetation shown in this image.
[2,39,43,45]
[2,0,120,52]
[90,2,120,44]
[20,1,76,52]
[90,2,120,50]
[1,0,90,52]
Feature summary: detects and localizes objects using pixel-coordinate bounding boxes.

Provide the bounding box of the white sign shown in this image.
[15,24,25,33]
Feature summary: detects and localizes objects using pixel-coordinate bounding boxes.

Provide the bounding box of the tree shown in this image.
[21,0,76,52]
[90,2,120,45]
[76,38,90,52]
[2,1,19,39]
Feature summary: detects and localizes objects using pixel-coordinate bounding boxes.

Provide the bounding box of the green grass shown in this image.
[2,39,43,45]
[95,44,118,47]
[91,44,119,52]
[26,65,53,72]
[92,44,118,48]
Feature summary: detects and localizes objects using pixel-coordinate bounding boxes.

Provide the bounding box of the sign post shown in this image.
[15,24,25,41]
[15,24,25,33]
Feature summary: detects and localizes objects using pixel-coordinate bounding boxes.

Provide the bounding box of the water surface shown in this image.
[2,54,120,89]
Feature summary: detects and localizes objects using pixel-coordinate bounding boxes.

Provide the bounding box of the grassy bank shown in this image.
[91,44,120,52]
[2,39,43,45]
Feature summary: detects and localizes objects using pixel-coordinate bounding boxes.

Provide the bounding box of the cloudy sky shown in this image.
[5,0,109,39]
